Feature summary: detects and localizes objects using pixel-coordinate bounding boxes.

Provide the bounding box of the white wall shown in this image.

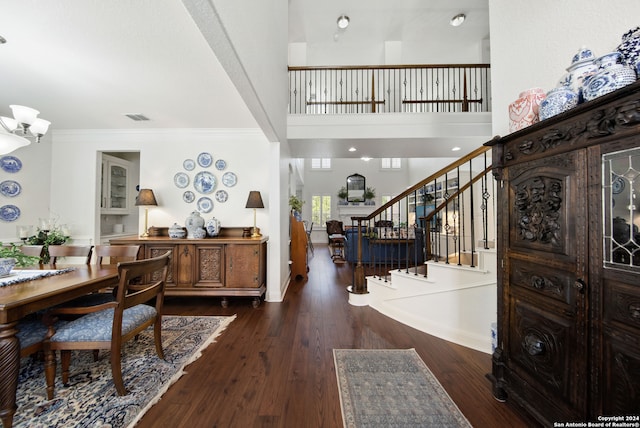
[41,129,286,301]
[489,0,640,136]
[0,135,53,243]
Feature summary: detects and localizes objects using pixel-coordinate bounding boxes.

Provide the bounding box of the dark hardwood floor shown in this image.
[137,244,529,428]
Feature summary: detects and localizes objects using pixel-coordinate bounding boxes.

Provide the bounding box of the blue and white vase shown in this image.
[583,52,637,102]
[539,86,579,121]
[617,26,640,68]
[185,210,205,238]
[564,46,598,103]
[205,217,221,237]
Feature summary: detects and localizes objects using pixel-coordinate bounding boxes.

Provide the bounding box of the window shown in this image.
[381,158,401,169]
[311,158,331,169]
[311,195,331,227]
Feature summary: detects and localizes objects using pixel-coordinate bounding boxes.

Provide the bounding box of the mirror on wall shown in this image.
[603,147,639,271]
[346,173,365,202]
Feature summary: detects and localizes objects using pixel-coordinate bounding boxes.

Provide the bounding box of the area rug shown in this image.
[333,349,472,427]
[14,315,235,428]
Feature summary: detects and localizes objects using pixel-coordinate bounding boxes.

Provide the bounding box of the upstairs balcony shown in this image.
[287,64,493,158]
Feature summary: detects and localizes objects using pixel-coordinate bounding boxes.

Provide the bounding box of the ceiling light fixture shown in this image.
[452,146,461,152]
[337,15,350,30]
[450,13,466,27]
[361,156,371,162]
[0,105,51,155]
[349,147,356,152]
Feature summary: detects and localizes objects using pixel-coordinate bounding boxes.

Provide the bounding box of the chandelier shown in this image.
[0,105,51,155]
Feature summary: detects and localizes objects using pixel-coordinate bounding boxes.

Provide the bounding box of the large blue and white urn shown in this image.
[583,52,637,102]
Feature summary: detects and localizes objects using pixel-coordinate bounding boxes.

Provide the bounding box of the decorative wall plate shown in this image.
[197,152,213,168]
[174,172,189,189]
[0,156,22,173]
[222,172,237,187]
[215,189,228,203]
[183,190,195,203]
[0,205,20,222]
[194,171,216,194]
[0,180,21,197]
[197,197,213,213]
[612,176,625,194]
[183,159,196,171]
[215,159,227,170]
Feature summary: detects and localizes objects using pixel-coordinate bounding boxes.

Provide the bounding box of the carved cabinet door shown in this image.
[502,149,589,422]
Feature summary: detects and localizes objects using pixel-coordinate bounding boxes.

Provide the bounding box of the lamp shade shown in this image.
[135,188,158,206]
[245,191,264,209]
[10,105,39,125]
[0,131,30,155]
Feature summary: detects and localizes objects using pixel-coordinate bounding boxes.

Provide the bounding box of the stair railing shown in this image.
[348,145,494,295]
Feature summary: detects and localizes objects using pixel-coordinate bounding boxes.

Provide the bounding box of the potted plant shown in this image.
[25,227,70,264]
[288,195,305,220]
[337,186,348,205]
[364,187,376,205]
[0,244,41,272]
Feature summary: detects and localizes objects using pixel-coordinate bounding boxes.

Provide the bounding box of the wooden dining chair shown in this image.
[18,245,44,259]
[43,251,171,399]
[48,245,94,265]
[93,244,140,265]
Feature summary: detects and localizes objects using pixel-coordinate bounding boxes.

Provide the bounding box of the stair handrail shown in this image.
[348,145,492,295]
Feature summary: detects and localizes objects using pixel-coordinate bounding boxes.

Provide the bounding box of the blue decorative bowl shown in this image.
[583,64,637,102]
[0,258,16,277]
[540,87,579,121]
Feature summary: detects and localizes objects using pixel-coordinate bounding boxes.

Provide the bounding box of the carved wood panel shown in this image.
[510,299,575,398]
[510,260,574,306]
[148,245,176,286]
[195,246,223,287]
[602,334,640,414]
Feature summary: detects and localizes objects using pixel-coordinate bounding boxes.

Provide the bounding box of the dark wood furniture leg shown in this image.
[0,322,20,428]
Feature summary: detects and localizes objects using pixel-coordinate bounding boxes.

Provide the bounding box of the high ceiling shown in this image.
[0,0,490,157]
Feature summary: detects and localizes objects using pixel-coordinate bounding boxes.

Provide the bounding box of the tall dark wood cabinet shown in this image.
[487,81,640,424]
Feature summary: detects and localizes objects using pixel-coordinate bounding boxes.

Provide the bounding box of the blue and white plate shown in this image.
[183,159,195,171]
[0,180,21,197]
[222,172,237,187]
[197,152,213,168]
[194,171,216,194]
[215,159,227,170]
[0,205,20,222]
[0,156,22,173]
[215,190,228,203]
[174,172,189,189]
[197,197,213,213]
[183,190,195,203]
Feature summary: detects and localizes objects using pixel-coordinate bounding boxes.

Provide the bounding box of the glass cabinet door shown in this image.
[603,147,639,271]
[109,164,127,209]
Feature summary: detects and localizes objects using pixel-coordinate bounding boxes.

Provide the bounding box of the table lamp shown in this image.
[135,189,158,237]
[245,191,264,238]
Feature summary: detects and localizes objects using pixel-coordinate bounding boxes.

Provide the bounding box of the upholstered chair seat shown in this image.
[50,305,156,343]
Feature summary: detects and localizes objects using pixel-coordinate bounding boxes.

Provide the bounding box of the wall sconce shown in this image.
[135,188,158,237]
[0,105,51,155]
[245,191,264,238]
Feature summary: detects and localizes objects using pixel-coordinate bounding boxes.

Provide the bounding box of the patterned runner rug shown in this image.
[333,349,472,427]
[14,315,235,428]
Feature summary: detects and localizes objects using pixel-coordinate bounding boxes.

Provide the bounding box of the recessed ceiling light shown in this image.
[452,146,461,152]
[349,147,356,152]
[450,13,466,27]
[337,15,350,29]
[361,156,371,161]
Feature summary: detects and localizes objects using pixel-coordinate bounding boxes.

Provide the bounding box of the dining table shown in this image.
[0,264,119,428]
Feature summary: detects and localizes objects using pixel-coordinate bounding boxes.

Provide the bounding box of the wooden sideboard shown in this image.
[487,81,640,424]
[110,228,267,307]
